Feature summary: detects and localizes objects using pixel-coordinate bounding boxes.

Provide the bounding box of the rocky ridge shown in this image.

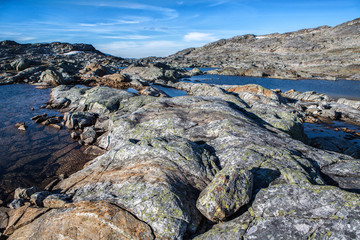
[0,41,130,86]
[1,68,359,238]
[161,18,360,80]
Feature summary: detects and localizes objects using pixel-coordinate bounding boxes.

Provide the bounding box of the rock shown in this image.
[80,126,97,145]
[56,136,219,239]
[4,204,49,236]
[42,194,71,208]
[15,122,27,131]
[138,86,168,97]
[14,187,39,200]
[64,111,97,129]
[7,201,154,240]
[121,63,184,82]
[0,207,11,230]
[48,123,62,129]
[337,98,360,110]
[83,145,107,157]
[39,69,65,86]
[244,68,269,77]
[30,191,50,207]
[188,67,203,76]
[70,131,80,139]
[10,58,33,71]
[194,184,360,239]
[320,109,341,119]
[8,199,25,210]
[223,84,281,102]
[282,90,331,102]
[196,167,253,222]
[80,62,110,77]
[309,137,360,159]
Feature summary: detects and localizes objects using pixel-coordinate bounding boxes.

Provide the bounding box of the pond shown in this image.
[0,84,91,202]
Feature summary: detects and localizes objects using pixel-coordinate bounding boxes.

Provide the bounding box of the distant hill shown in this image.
[163,18,360,80]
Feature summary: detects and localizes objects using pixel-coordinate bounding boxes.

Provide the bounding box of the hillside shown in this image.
[164,18,360,80]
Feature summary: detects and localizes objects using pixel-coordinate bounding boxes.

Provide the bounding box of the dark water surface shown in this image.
[0,84,91,201]
[183,75,360,100]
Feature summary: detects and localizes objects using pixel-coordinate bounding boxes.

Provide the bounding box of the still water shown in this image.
[183,75,360,100]
[0,84,91,201]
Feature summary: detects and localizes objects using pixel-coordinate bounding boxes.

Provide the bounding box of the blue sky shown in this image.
[0,0,359,58]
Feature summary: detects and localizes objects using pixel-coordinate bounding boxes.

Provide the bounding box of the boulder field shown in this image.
[1,79,359,239]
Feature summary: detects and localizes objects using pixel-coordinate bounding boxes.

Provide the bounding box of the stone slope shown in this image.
[163,18,360,80]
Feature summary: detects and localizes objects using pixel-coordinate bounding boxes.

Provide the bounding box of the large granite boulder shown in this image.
[196,166,253,222]
[40,69,66,86]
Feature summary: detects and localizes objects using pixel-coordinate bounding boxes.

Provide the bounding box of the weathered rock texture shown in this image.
[162,18,360,80]
[3,81,358,239]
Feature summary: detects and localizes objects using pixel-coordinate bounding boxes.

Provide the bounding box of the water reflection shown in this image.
[0,84,91,202]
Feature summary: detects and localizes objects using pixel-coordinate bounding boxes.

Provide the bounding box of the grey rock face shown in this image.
[196,167,253,222]
[195,184,360,239]
[121,63,185,82]
[64,111,97,129]
[56,136,219,239]
[39,69,65,86]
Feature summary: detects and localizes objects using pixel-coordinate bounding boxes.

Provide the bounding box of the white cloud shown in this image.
[79,20,141,27]
[75,1,178,20]
[102,35,151,40]
[208,0,230,7]
[96,40,186,58]
[184,32,217,42]
[17,37,37,41]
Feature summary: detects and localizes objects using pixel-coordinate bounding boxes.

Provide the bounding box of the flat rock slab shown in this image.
[8,201,155,240]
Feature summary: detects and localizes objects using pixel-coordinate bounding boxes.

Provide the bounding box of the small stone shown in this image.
[48,124,62,129]
[70,131,80,139]
[30,191,50,207]
[30,115,42,121]
[14,186,39,200]
[8,199,25,209]
[80,126,97,145]
[43,194,71,208]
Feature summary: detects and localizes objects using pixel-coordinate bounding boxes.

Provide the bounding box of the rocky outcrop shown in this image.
[121,62,186,83]
[0,41,129,85]
[1,75,360,238]
[162,18,360,80]
[1,82,356,239]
